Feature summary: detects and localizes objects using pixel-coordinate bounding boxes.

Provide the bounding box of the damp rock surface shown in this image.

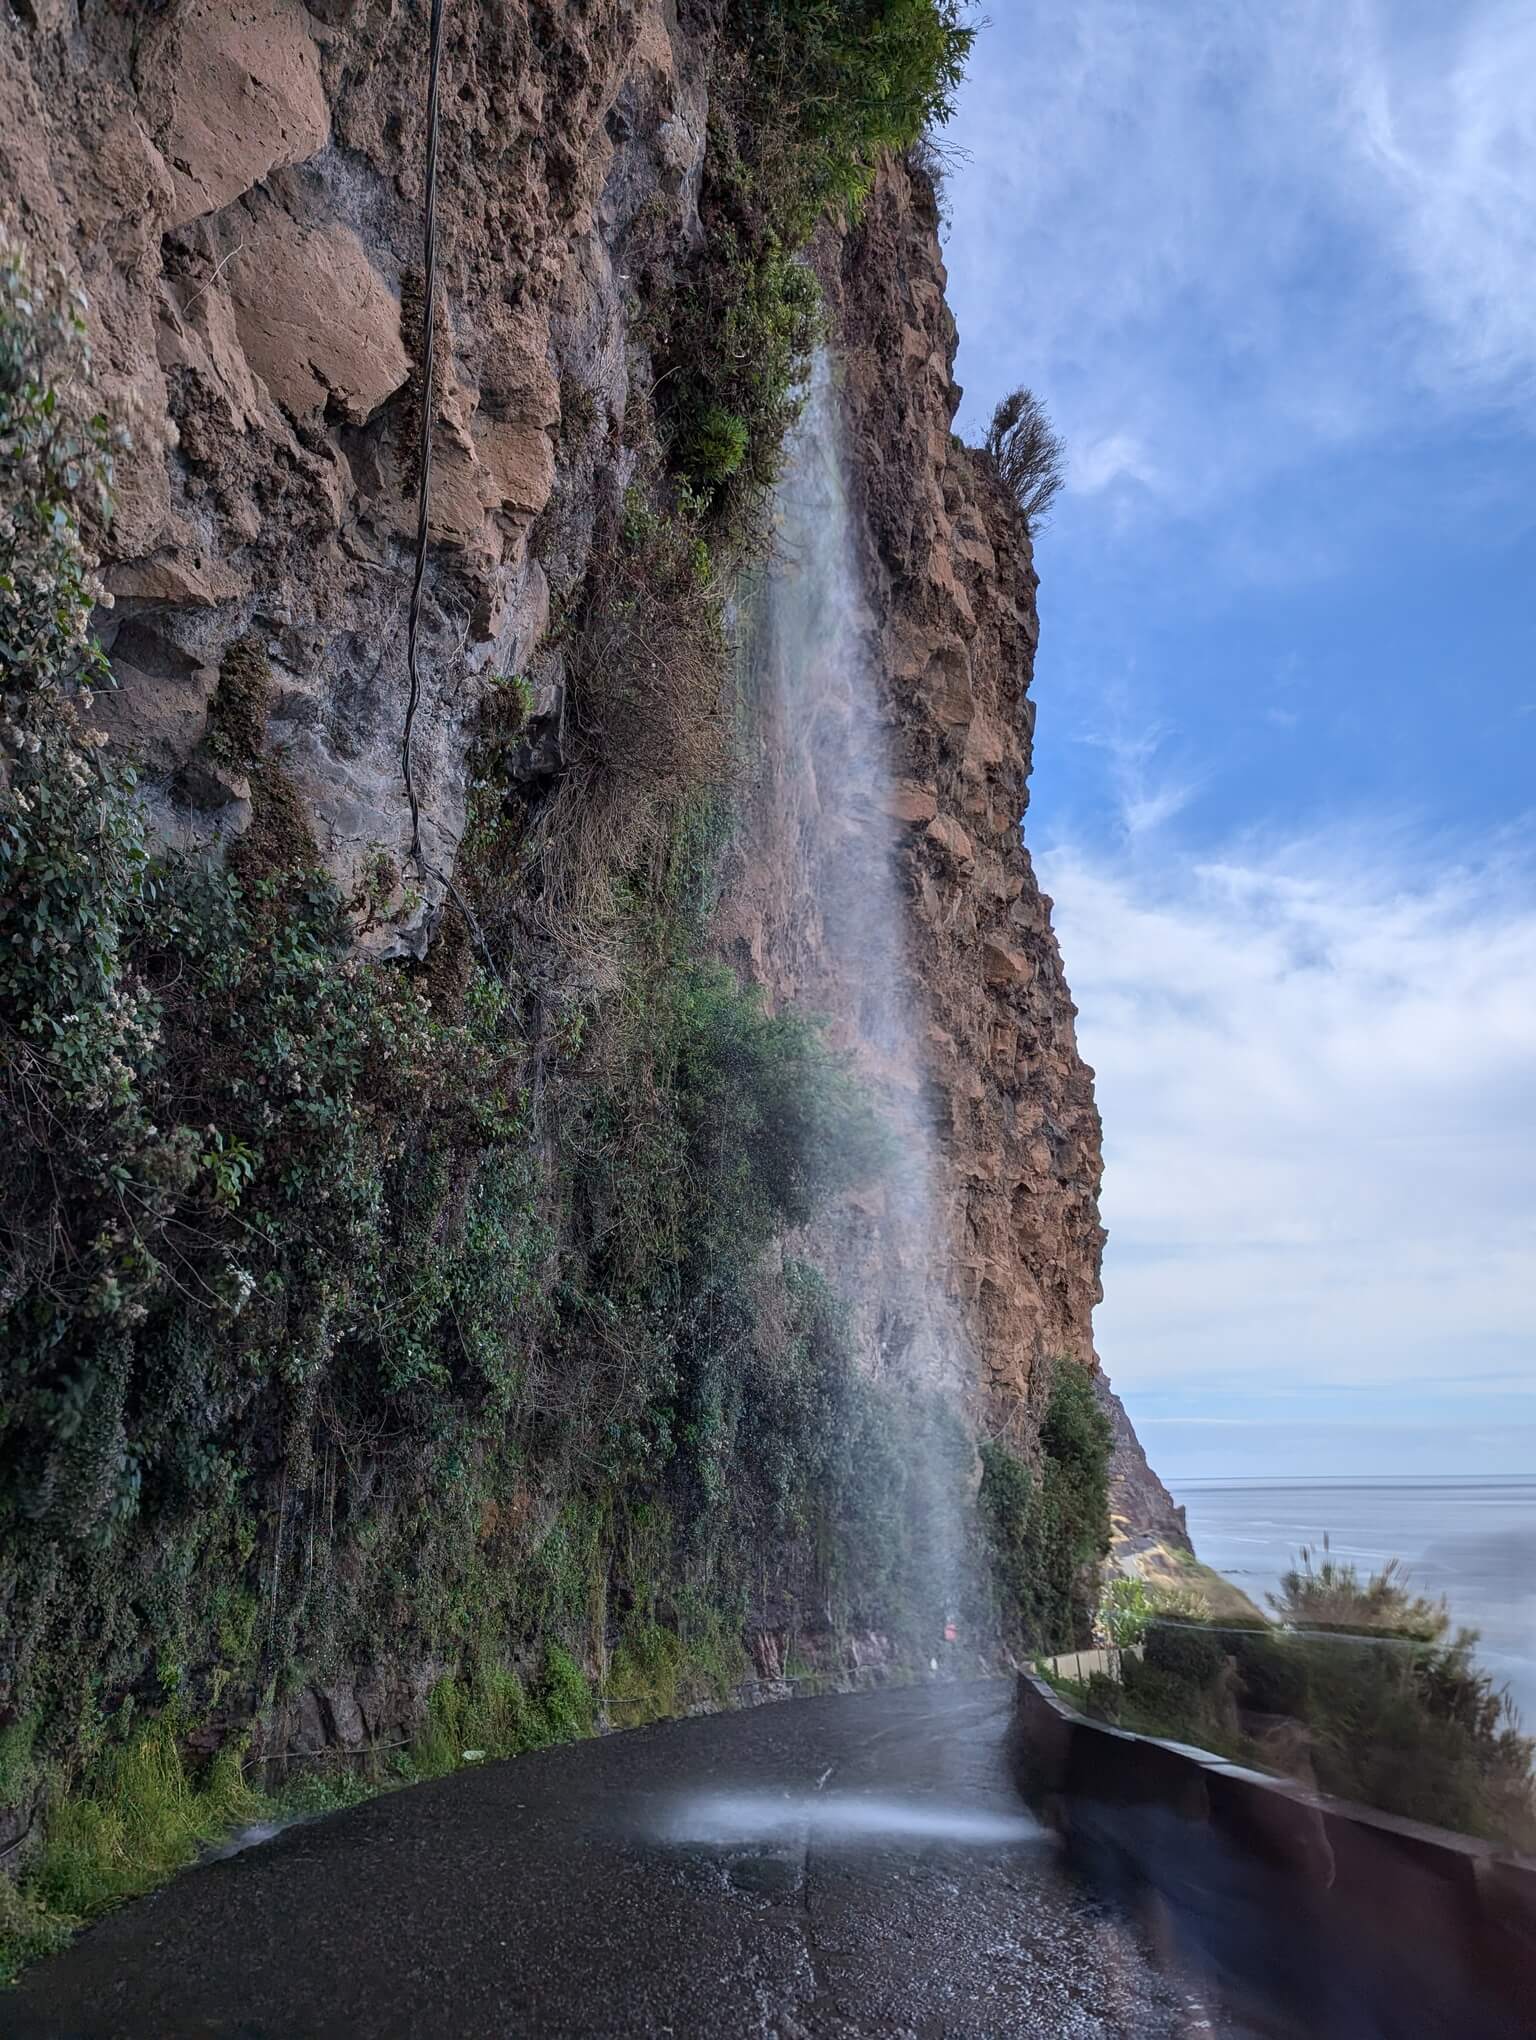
[718,160,1110,1418]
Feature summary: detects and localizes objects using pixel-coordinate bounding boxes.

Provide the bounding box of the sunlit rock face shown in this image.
[0,0,706,937]
[720,160,1109,1437]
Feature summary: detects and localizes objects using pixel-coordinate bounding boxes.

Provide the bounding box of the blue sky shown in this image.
[940,1,1536,1478]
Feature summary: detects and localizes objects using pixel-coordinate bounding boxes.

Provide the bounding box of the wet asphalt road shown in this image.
[8,1679,1226,2038]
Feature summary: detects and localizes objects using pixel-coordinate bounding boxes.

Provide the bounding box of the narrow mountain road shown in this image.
[8,1680,1228,2038]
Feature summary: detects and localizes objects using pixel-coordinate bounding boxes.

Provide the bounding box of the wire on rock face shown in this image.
[401,0,446,872]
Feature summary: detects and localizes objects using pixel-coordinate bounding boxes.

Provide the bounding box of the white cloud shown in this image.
[1077,714,1198,840]
[1041,825,1536,1406]
[942,4,1536,1445]
[1069,431,1161,496]
[1343,0,1536,397]
[1120,781,1194,838]
[944,0,1536,512]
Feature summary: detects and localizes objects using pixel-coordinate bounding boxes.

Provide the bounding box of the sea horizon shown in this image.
[1170,1472,1534,1485]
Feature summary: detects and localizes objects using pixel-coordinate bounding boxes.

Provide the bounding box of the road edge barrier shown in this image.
[1012,1669,1536,2037]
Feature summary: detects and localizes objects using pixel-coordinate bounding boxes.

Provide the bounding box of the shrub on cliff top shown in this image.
[983,387,1066,532]
[729,0,976,222]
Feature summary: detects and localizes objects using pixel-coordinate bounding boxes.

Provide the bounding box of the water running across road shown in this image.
[7,1681,1233,2037]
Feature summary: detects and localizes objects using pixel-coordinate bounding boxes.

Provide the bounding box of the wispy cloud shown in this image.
[1120,781,1194,838]
[1042,823,1536,1409]
[1342,0,1536,397]
[945,0,1536,515]
[1076,711,1199,840]
[1070,431,1161,497]
[941,5,1535,1473]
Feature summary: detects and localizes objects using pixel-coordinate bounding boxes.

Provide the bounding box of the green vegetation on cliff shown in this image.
[979,1363,1113,1657]
[728,0,974,224]
[655,1,973,520]
[1081,1548,1536,1852]
[0,0,994,1965]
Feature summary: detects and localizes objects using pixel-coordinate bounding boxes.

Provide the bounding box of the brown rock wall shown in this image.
[5,3,1118,1477]
[824,164,1107,1424]
[0,0,703,947]
[799,162,1107,1427]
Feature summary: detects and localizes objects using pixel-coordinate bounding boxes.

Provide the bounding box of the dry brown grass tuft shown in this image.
[530,503,731,986]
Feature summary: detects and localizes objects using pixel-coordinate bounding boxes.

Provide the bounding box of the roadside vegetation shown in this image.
[978,1362,1113,1657]
[1077,1544,1536,1852]
[0,0,991,1976]
[1095,1573,1202,1648]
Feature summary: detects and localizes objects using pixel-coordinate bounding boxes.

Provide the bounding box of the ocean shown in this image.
[1168,1475,1536,1724]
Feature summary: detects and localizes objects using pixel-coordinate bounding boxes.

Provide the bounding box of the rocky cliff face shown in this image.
[0,1,1158,1840]
[4,0,1106,1403]
[1,0,707,947]
[1096,1371,1193,1562]
[826,168,1109,1421]
[719,163,1107,1431]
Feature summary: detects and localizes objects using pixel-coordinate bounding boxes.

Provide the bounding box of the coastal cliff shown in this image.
[0,0,1169,1933]
[823,165,1107,1416]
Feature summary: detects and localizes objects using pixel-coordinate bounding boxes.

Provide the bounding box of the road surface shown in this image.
[8,1678,1226,2037]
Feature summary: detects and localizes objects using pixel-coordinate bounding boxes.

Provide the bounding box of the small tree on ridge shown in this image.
[984,386,1066,531]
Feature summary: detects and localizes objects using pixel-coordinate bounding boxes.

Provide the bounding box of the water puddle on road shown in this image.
[658,1792,1047,1849]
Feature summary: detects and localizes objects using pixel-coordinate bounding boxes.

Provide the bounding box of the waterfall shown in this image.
[747,353,978,1645]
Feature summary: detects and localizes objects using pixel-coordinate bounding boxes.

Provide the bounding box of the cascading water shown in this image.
[743,352,981,1646]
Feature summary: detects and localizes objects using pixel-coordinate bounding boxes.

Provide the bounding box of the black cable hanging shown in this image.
[391,0,498,983]
[401,0,446,872]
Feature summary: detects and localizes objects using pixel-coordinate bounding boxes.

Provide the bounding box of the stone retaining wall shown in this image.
[1039,1646,1138,1682]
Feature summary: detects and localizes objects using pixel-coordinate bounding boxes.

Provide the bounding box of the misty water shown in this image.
[661,1790,1045,1849]
[1174,1475,1536,1721]
[751,353,977,1631]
